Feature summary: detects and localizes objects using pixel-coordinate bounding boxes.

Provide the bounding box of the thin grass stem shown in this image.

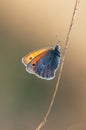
[35,0,79,130]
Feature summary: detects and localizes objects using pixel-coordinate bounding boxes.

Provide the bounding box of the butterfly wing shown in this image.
[22,48,50,74]
[22,48,49,66]
[26,48,60,80]
[34,50,60,80]
[22,44,60,80]
[26,50,49,74]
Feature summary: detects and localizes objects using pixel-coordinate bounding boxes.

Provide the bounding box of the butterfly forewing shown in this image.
[22,48,49,66]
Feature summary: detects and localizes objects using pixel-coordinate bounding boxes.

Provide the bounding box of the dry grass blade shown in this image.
[35,0,79,130]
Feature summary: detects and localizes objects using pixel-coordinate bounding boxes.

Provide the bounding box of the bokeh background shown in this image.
[0,0,86,130]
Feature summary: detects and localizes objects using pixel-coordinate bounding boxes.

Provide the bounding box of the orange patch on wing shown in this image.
[22,48,49,65]
[31,51,48,66]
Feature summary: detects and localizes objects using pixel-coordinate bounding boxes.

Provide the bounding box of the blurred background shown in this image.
[0,0,86,130]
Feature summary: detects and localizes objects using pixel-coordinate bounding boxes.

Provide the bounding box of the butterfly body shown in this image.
[22,44,60,80]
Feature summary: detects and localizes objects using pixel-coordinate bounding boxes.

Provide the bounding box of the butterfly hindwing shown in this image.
[35,50,60,80]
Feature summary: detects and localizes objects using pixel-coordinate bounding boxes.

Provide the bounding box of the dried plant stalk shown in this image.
[35,0,79,130]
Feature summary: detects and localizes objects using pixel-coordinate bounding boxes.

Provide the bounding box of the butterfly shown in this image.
[22,44,61,80]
